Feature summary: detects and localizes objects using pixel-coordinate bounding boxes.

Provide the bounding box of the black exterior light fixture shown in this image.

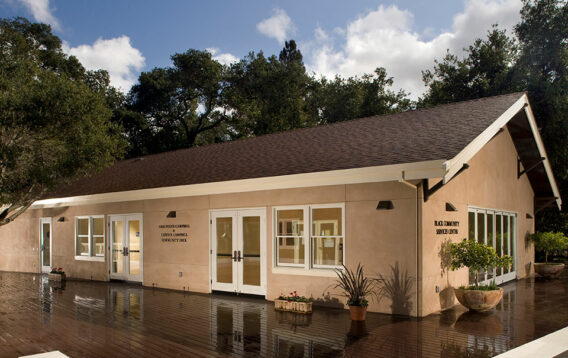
[57,217,65,222]
[166,211,177,218]
[376,200,394,210]
[445,202,457,212]
[526,213,534,219]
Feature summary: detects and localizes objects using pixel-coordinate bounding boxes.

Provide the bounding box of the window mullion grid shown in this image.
[304,207,310,270]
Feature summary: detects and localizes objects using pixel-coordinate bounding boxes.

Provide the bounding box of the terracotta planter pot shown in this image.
[534,263,565,278]
[348,305,367,321]
[453,287,503,312]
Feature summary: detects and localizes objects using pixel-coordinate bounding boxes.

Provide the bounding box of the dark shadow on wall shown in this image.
[439,238,452,276]
[438,238,457,310]
[310,291,344,309]
[377,262,413,316]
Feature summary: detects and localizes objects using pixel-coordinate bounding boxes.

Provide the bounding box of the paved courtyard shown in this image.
[0,269,567,357]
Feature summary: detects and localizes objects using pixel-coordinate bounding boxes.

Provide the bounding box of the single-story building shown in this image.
[0,92,561,317]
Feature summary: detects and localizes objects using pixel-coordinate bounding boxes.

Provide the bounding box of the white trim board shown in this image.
[31,160,446,209]
[494,326,568,358]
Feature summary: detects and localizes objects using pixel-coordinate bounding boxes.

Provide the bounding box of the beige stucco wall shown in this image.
[0,182,419,315]
[420,127,536,316]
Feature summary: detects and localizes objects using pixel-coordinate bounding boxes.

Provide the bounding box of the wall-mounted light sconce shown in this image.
[376,200,394,210]
[166,211,176,218]
[526,213,533,219]
[57,217,65,222]
[445,202,457,212]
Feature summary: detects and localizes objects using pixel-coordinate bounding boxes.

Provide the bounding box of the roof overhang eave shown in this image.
[442,93,561,211]
[31,159,447,209]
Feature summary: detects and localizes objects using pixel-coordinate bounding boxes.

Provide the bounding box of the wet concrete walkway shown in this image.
[0,270,567,357]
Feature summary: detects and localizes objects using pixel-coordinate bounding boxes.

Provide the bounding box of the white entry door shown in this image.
[40,217,52,273]
[110,214,143,282]
[211,209,266,296]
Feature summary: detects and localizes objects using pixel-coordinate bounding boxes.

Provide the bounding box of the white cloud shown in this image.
[18,0,60,31]
[257,8,296,43]
[206,47,239,66]
[63,36,145,92]
[306,0,522,99]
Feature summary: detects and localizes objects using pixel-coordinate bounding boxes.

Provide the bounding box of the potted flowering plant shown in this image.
[48,267,66,281]
[448,238,512,311]
[274,291,312,313]
[529,232,568,278]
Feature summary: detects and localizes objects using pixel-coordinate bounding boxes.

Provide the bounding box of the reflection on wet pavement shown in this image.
[0,270,567,357]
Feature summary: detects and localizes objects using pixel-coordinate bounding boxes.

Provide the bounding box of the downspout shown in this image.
[400,172,421,317]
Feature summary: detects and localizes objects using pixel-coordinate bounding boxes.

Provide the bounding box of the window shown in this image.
[75,216,105,258]
[275,204,344,269]
[275,209,305,266]
[468,207,516,285]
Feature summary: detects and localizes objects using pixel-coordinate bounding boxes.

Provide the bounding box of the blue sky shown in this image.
[1,0,523,98]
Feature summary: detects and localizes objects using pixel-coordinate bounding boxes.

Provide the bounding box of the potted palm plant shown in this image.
[529,232,568,278]
[448,239,512,311]
[334,263,377,321]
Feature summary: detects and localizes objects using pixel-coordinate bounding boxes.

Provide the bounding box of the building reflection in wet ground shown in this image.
[0,270,567,357]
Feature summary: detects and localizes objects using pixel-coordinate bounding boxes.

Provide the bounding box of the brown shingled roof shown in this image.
[50,92,526,198]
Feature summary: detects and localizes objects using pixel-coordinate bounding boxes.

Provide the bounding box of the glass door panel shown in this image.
[496,214,502,276]
[487,213,494,280]
[503,216,509,274]
[129,220,141,276]
[216,217,234,284]
[111,220,124,275]
[40,218,52,273]
[510,217,516,272]
[242,216,261,287]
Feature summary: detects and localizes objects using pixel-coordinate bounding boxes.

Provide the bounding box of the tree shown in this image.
[316,67,411,124]
[420,26,519,106]
[0,18,125,225]
[127,50,229,153]
[225,40,318,138]
[515,0,568,233]
[447,239,512,287]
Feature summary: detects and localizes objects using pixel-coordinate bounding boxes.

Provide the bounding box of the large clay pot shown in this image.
[453,287,503,312]
[534,263,565,278]
[348,305,367,321]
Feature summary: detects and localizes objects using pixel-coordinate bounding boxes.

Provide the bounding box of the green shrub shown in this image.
[448,239,512,288]
[529,232,568,264]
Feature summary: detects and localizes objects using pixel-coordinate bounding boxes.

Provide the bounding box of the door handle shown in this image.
[237,250,242,262]
[125,247,129,256]
[232,250,237,262]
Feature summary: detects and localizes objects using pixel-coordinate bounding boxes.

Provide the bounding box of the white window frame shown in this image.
[310,203,345,269]
[75,215,105,261]
[274,205,309,268]
[274,203,345,271]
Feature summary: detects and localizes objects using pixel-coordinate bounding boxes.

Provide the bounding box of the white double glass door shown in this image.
[110,214,143,282]
[40,218,52,273]
[211,209,266,295]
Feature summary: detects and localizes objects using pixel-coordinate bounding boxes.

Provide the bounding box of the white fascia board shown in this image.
[443,93,561,210]
[523,101,562,210]
[443,94,526,183]
[31,159,446,209]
